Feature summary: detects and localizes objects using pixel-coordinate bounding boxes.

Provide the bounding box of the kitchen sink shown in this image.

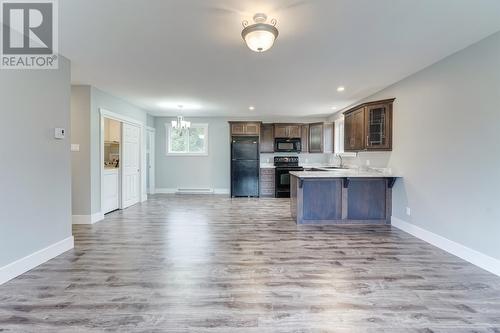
[321,166,349,170]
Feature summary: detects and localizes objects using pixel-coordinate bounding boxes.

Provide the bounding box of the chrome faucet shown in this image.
[337,154,343,168]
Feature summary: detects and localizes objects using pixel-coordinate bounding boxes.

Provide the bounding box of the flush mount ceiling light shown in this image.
[249,106,255,110]
[241,13,278,52]
[337,86,345,92]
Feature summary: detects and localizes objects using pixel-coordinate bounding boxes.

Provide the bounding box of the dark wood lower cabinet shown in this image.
[260,168,275,197]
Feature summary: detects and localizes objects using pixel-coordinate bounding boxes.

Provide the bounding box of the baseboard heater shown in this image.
[175,188,214,195]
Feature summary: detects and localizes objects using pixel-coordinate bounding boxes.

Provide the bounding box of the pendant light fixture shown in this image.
[241,13,278,53]
[171,105,191,130]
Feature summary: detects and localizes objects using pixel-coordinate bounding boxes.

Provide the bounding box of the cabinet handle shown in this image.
[366,135,369,146]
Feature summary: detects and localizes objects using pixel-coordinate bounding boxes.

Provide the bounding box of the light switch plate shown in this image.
[71,144,80,152]
[406,207,411,216]
[54,128,65,139]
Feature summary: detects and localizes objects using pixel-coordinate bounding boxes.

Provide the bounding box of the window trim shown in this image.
[165,123,209,156]
[334,117,357,157]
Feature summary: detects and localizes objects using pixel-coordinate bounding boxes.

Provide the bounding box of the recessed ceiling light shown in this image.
[331,106,337,110]
[337,86,345,92]
[249,106,255,110]
[157,101,201,110]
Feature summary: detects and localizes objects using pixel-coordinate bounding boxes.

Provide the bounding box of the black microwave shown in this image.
[274,138,302,152]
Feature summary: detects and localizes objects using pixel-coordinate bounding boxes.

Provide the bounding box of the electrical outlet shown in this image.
[366,159,371,166]
[54,128,65,139]
[406,207,411,216]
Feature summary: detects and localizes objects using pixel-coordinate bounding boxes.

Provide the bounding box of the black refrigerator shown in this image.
[231,136,259,197]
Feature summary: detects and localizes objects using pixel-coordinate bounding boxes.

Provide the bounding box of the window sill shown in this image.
[166,152,209,157]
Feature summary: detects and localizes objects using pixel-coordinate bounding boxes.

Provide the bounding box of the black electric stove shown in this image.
[274,156,303,198]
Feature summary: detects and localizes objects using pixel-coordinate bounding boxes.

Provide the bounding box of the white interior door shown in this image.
[122,123,140,208]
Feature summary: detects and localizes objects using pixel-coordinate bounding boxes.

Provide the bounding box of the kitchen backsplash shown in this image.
[260,153,330,165]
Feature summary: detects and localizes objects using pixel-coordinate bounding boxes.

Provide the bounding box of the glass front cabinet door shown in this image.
[364,102,392,150]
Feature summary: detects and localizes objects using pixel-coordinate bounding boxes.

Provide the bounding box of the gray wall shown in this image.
[0,57,72,267]
[147,114,155,128]
[154,116,331,191]
[348,31,500,260]
[70,86,91,215]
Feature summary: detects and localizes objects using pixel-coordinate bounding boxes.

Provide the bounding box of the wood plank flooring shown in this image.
[1,194,500,332]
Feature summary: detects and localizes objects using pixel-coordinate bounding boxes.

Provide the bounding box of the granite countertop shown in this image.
[290,169,401,178]
[260,163,275,168]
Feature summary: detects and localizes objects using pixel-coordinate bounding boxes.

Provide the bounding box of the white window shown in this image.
[166,123,208,156]
[334,117,345,154]
[334,116,357,157]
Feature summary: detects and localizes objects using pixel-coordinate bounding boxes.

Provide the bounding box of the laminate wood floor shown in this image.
[1,195,500,332]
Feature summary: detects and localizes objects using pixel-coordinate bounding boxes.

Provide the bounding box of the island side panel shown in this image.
[347,178,390,224]
[300,178,343,224]
[290,174,298,222]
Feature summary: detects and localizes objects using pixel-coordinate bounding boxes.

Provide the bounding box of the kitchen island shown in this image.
[290,170,400,224]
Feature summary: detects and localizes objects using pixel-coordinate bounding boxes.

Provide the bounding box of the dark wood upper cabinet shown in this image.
[300,124,309,153]
[230,122,261,136]
[274,125,288,138]
[344,98,394,152]
[344,108,365,151]
[260,124,274,153]
[274,124,301,138]
[309,123,324,153]
[365,102,392,150]
[288,125,301,138]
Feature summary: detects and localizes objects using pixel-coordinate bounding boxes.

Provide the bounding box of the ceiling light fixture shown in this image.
[241,13,278,53]
[171,116,191,130]
[337,86,345,92]
[171,105,191,130]
[249,106,255,110]
[331,106,338,110]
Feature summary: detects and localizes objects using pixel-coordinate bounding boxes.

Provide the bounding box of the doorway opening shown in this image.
[102,117,121,214]
[100,109,144,216]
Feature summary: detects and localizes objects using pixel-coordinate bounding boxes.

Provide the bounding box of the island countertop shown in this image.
[290,169,402,178]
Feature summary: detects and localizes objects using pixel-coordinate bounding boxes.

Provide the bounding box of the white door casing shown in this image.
[122,123,140,208]
[146,128,155,194]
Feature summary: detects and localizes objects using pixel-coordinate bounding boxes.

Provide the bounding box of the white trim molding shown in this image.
[72,212,104,225]
[155,188,230,195]
[0,236,74,285]
[392,216,500,277]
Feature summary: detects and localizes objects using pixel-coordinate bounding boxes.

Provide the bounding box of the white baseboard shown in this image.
[155,188,176,194]
[155,188,230,195]
[72,212,104,224]
[0,236,74,285]
[392,216,500,277]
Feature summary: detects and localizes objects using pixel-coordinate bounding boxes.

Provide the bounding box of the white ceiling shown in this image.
[60,0,500,117]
